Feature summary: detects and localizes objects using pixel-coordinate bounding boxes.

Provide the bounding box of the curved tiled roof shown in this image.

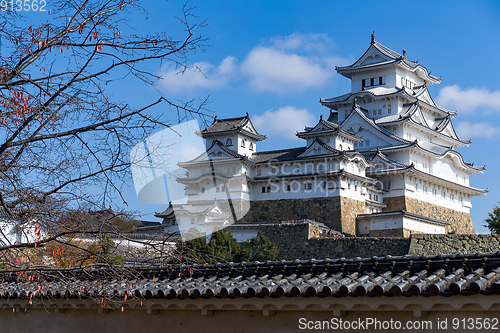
[336,40,441,85]
[4,252,500,300]
[198,114,266,141]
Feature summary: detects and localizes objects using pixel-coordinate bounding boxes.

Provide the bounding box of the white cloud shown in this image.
[158,33,351,95]
[253,106,316,140]
[436,85,500,113]
[456,121,500,139]
[158,56,237,94]
[241,47,334,94]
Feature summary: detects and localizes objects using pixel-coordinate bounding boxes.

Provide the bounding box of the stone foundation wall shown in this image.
[259,223,500,260]
[382,196,475,234]
[259,224,409,260]
[241,197,364,235]
[408,234,500,255]
[340,197,365,236]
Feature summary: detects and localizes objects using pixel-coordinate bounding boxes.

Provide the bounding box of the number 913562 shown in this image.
[1,0,47,12]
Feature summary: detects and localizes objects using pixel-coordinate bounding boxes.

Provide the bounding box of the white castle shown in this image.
[157,35,486,240]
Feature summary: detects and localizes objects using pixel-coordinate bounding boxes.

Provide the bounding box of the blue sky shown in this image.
[110,0,500,233]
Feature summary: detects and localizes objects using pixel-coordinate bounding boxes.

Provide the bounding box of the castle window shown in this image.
[303,182,312,190]
[388,107,392,114]
[318,164,324,172]
[267,186,271,193]
[378,109,381,115]
[362,79,366,88]
[262,186,266,193]
[370,78,374,86]
[286,184,291,192]
[191,218,195,225]
[256,169,261,176]
[354,185,357,191]
[216,186,220,192]
[348,184,351,190]
[369,193,372,200]
[379,77,383,85]
[241,139,245,148]
[249,142,254,151]
[326,137,330,143]
[365,139,370,146]
[372,110,377,116]
[226,138,233,146]
[201,187,205,193]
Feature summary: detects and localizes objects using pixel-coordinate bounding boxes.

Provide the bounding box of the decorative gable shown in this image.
[297,140,338,158]
[352,44,394,68]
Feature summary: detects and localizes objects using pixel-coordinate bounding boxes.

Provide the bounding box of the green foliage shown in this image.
[98,233,124,265]
[181,228,278,264]
[207,228,240,263]
[484,203,500,234]
[236,232,279,262]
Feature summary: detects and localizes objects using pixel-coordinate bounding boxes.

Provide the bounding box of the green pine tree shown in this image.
[484,203,500,234]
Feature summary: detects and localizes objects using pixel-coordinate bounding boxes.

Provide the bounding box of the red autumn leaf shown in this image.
[28,26,32,33]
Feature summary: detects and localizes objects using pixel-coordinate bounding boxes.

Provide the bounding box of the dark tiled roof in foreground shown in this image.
[4,252,500,300]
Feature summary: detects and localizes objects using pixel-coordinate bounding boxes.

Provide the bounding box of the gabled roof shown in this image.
[363,149,408,170]
[197,114,266,141]
[297,138,342,158]
[296,116,362,142]
[376,101,469,147]
[321,85,456,117]
[340,101,412,146]
[367,164,487,196]
[357,210,450,226]
[155,203,175,218]
[250,138,369,168]
[372,141,484,174]
[335,36,441,85]
[250,147,307,164]
[178,140,249,167]
[172,200,231,217]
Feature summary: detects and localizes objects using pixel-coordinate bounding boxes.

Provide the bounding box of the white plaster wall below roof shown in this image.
[430,156,455,182]
[227,228,258,242]
[402,179,471,214]
[396,67,425,88]
[350,67,395,92]
[252,180,341,201]
[403,217,446,234]
[237,134,256,157]
[359,215,445,235]
[420,106,438,128]
[352,128,389,150]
